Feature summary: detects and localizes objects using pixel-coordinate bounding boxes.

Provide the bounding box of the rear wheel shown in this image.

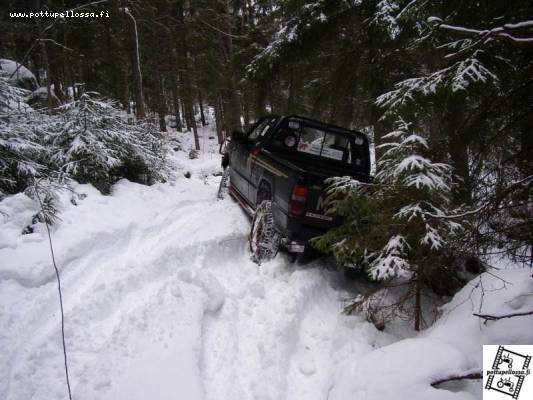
[256,182,271,205]
[249,200,281,264]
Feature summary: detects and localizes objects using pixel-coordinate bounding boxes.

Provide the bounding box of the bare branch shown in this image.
[9,0,110,80]
[196,18,248,39]
[431,369,482,387]
[424,175,533,220]
[37,39,74,52]
[473,310,533,321]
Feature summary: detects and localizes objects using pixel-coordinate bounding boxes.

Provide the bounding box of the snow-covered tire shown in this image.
[217,167,230,200]
[249,200,281,264]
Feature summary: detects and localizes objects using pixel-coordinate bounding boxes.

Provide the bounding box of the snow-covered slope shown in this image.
[1,125,531,400]
[0,126,394,400]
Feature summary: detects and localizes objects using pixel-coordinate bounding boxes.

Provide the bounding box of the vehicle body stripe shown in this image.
[250,155,288,178]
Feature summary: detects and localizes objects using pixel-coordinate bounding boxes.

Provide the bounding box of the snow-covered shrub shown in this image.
[0,76,51,196]
[313,118,469,330]
[46,93,167,193]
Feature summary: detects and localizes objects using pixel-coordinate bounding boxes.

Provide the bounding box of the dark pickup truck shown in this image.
[220,115,371,262]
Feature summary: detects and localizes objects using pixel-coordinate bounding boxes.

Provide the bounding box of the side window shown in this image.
[272,126,299,150]
[297,126,326,155]
[322,133,352,163]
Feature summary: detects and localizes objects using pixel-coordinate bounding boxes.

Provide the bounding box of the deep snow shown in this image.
[1,124,532,400]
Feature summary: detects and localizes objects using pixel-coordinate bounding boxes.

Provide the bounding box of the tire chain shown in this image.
[250,200,281,264]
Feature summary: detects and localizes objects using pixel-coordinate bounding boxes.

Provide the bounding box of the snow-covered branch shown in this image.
[429,17,533,44]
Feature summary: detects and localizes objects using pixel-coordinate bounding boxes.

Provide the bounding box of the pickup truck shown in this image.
[220,115,371,263]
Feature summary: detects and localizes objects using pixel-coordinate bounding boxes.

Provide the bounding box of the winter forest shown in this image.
[1,1,533,400]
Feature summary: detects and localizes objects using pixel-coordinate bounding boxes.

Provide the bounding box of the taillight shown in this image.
[289,185,308,216]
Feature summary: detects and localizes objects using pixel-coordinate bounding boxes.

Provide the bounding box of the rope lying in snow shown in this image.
[33,184,73,400]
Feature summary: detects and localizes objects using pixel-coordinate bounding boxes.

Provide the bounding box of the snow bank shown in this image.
[0,59,38,91]
[329,268,533,400]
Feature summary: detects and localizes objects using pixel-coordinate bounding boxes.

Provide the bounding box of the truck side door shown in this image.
[229,138,251,201]
[229,117,272,203]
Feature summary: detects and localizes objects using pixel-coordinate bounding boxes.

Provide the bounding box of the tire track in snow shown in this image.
[2,182,249,400]
[2,176,390,400]
[197,250,372,400]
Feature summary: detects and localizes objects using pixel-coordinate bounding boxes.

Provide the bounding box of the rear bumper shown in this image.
[272,202,335,251]
[281,238,306,253]
[229,187,333,253]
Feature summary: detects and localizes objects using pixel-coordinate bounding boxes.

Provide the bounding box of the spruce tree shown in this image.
[47,92,167,193]
[313,118,467,330]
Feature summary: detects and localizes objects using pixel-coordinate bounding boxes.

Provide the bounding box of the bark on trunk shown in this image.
[175,1,199,149]
[446,95,471,205]
[242,89,250,128]
[214,93,225,144]
[120,63,130,112]
[286,66,294,113]
[155,64,167,132]
[123,8,145,119]
[170,72,182,132]
[217,0,242,133]
[414,271,422,331]
[198,90,207,126]
[36,1,53,107]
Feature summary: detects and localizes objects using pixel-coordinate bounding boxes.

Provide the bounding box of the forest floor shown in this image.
[1,123,532,400]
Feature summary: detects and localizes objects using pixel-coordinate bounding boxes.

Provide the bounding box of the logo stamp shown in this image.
[484,345,532,399]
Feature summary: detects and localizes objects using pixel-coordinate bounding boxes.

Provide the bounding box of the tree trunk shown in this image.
[49,29,65,103]
[414,271,422,331]
[181,97,190,131]
[217,0,242,133]
[286,66,294,113]
[214,93,225,144]
[242,89,250,128]
[446,95,471,205]
[120,63,130,112]
[35,1,53,107]
[39,40,53,107]
[449,131,471,205]
[255,82,267,118]
[198,90,207,126]
[155,64,167,132]
[122,8,145,119]
[170,71,182,132]
[175,1,199,149]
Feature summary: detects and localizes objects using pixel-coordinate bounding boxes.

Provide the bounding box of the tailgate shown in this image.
[300,167,367,228]
[300,173,338,229]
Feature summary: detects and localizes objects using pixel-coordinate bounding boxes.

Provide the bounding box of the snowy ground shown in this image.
[1,125,532,400]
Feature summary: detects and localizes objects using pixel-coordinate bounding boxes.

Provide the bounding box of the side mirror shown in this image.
[231,130,246,143]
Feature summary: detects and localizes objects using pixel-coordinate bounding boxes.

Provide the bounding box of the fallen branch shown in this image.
[473,310,533,321]
[431,369,482,387]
